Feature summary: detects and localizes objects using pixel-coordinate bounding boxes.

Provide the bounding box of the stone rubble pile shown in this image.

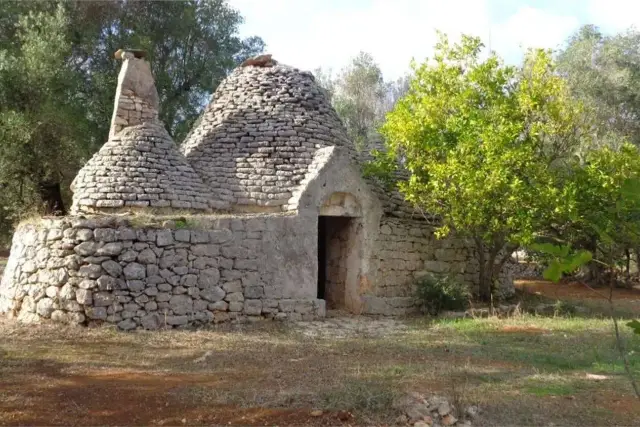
[394,392,479,427]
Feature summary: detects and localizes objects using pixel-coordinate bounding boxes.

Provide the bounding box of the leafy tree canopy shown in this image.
[374,33,590,300]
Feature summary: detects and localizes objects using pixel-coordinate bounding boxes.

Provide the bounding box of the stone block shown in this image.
[94,228,117,242]
[102,260,122,277]
[222,280,242,293]
[141,313,163,330]
[85,306,107,320]
[76,289,92,305]
[169,294,193,315]
[278,299,295,313]
[127,280,145,292]
[244,299,262,315]
[228,301,243,312]
[96,242,123,257]
[118,319,137,330]
[156,230,174,247]
[225,292,244,302]
[137,249,157,264]
[190,230,210,244]
[166,315,188,326]
[198,268,220,288]
[244,286,264,299]
[123,262,146,279]
[36,298,55,318]
[208,301,228,311]
[209,229,232,244]
[74,241,100,256]
[97,275,117,291]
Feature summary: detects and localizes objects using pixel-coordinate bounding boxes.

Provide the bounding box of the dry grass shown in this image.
[0,314,639,426]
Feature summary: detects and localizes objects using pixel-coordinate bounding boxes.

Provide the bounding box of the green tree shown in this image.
[557,25,640,150]
[332,52,388,151]
[0,5,90,217]
[375,34,588,300]
[554,144,640,284]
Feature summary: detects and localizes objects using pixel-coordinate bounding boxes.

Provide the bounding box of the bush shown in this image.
[415,273,471,315]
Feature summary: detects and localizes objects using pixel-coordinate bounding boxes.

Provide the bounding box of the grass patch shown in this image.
[525,383,576,397]
[320,380,398,415]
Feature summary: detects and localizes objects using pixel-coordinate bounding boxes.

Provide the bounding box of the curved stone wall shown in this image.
[0,216,325,330]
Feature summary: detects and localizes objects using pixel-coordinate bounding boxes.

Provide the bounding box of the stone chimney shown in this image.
[109,49,160,139]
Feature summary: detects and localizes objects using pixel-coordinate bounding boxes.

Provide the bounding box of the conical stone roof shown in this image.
[71,122,217,213]
[181,61,356,211]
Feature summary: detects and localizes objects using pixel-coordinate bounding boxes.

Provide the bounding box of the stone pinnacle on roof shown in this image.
[180,56,356,212]
[109,48,160,139]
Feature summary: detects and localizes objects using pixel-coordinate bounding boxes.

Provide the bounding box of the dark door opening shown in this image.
[317,216,353,309]
[317,217,327,300]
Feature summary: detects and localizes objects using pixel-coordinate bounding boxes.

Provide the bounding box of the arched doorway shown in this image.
[317,192,362,313]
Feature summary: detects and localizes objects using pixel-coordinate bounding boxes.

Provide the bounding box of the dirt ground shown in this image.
[516,279,640,316]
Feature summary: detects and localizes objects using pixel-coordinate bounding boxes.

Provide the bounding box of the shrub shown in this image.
[415,273,471,315]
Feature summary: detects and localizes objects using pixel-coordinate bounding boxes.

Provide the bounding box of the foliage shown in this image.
[549,144,640,284]
[0,4,91,219]
[415,273,470,315]
[0,0,263,246]
[375,33,588,300]
[315,53,410,153]
[529,243,593,282]
[332,52,388,151]
[557,25,640,150]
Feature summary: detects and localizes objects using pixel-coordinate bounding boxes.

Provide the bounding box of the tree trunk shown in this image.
[475,239,491,302]
[586,235,604,285]
[625,248,631,283]
[37,181,66,216]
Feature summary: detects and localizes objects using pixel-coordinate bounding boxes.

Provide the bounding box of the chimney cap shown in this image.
[114,49,147,60]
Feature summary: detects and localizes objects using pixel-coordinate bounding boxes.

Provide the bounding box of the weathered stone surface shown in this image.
[123,263,146,280]
[93,292,115,307]
[76,289,92,305]
[97,242,123,257]
[85,306,107,320]
[102,260,122,277]
[137,248,157,265]
[141,313,163,330]
[244,299,262,316]
[118,319,137,330]
[198,268,220,288]
[169,294,193,315]
[75,241,100,256]
[36,298,55,318]
[200,286,225,302]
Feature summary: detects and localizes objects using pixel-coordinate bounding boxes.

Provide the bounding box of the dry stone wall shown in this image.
[0,216,325,330]
[361,217,478,315]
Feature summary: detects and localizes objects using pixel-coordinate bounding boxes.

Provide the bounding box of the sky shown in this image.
[228,0,640,80]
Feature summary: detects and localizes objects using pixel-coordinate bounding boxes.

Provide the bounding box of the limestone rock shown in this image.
[36,298,55,318]
[123,262,146,280]
[169,294,193,315]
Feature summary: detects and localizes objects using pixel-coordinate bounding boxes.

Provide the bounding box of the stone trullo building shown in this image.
[0,51,481,330]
